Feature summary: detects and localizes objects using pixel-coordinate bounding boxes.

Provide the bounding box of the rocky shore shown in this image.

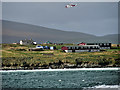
[1,60,119,70]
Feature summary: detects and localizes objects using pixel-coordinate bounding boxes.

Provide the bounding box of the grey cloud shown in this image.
[2,2,118,36]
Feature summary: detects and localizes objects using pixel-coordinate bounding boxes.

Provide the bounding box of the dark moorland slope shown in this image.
[2,20,118,44]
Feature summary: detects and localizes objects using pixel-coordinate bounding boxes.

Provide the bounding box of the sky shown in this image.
[2,2,118,36]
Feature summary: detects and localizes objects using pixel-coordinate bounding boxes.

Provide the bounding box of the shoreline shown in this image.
[0,67,119,72]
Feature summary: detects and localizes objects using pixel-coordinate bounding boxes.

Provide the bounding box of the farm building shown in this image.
[20,39,37,45]
[87,43,111,49]
[61,45,100,53]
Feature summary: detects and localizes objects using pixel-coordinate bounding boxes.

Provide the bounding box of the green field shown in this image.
[1,44,120,69]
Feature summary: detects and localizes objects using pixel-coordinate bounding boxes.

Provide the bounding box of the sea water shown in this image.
[1,69,119,89]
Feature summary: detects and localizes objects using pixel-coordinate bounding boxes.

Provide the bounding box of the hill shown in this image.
[2,20,118,44]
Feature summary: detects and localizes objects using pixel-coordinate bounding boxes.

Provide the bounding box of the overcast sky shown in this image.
[2,2,118,36]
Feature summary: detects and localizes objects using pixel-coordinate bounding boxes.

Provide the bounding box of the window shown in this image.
[75,47,77,49]
[78,47,81,49]
[67,47,69,50]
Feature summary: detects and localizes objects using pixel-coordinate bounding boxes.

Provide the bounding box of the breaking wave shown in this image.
[0,68,119,72]
[83,85,119,90]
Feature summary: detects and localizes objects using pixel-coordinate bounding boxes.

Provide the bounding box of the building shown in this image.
[61,45,100,53]
[20,39,37,45]
[12,43,18,45]
[77,42,86,46]
[50,46,56,50]
[44,46,50,49]
[87,43,111,49]
[36,46,44,49]
[36,46,50,49]
[44,41,52,44]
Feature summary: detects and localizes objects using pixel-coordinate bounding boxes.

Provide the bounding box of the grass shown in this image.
[1,44,120,68]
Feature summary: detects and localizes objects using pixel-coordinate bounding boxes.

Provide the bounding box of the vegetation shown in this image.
[1,44,120,69]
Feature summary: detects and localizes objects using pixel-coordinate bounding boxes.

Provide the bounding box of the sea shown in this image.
[1,68,120,90]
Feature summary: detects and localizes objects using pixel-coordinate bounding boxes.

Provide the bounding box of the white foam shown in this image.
[82,80,85,81]
[0,68,119,72]
[58,79,62,82]
[91,85,119,88]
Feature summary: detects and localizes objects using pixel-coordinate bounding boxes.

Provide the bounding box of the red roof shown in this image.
[78,43,86,46]
[61,46,68,50]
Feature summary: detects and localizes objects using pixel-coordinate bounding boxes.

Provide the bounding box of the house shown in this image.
[20,39,37,45]
[87,43,111,49]
[61,45,100,53]
[78,42,86,46]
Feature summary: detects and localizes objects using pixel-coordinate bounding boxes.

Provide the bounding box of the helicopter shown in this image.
[65,3,77,8]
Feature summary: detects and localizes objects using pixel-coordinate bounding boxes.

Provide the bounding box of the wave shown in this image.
[93,85,119,88]
[83,85,120,90]
[0,68,119,72]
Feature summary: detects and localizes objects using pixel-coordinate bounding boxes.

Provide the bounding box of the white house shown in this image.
[20,39,37,45]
